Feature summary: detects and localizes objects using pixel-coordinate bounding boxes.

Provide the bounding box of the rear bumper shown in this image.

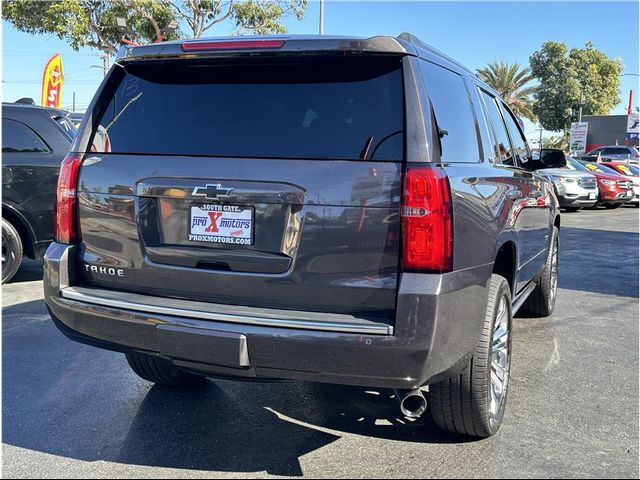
[44,243,491,389]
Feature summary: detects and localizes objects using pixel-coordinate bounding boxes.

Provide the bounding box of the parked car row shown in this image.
[534,150,639,211]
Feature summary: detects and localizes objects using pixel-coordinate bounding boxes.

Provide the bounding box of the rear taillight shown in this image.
[54,154,82,244]
[181,39,285,51]
[401,167,452,272]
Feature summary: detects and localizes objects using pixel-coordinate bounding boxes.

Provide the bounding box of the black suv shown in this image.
[43,34,560,437]
[2,102,75,282]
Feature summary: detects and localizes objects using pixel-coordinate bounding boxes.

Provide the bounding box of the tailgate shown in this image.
[76,55,404,320]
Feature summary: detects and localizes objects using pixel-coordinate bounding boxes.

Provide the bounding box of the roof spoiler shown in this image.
[115,35,417,63]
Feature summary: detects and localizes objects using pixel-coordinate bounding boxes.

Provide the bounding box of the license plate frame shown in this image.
[188,203,254,246]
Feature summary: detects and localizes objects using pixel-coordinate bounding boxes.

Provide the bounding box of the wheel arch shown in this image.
[2,203,36,259]
[492,240,516,294]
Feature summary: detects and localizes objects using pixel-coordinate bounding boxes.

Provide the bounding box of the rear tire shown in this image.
[125,352,208,388]
[519,226,559,318]
[2,219,23,284]
[604,203,623,209]
[430,274,512,437]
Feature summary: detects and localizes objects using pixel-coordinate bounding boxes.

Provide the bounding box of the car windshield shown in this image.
[580,162,620,175]
[566,158,590,171]
[612,164,639,176]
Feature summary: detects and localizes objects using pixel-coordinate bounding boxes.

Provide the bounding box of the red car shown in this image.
[566,158,635,209]
[599,162,640,207]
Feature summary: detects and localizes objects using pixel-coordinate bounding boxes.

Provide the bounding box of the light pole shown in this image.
[578,89,584,123]
[319,0,324,34]
[539,126,544,150]
[620,74,639,115]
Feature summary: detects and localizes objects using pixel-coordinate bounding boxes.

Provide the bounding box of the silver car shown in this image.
[536,168,598,211]
[583,145,639,162]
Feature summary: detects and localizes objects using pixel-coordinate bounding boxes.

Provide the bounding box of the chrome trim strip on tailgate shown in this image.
[60,286,394,336]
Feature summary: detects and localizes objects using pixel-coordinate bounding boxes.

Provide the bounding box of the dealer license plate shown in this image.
[189,204,254,245]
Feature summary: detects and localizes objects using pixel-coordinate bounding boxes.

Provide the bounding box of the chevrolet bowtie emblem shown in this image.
[192,184,234,200]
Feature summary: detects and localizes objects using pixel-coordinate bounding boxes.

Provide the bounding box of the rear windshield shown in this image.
[90,57,404,161]
[55,115,77,139]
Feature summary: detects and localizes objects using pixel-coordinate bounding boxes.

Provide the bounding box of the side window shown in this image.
[2,119,50,153]
[500,102,530,165]
[612,148,630,155]
[479,90,514,166]
[471,86,497,163]
[419,60,480,163]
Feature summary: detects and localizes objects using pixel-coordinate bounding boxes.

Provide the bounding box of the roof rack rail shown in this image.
[397,32,476,76]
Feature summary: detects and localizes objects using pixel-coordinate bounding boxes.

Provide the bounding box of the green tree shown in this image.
[530,41,623,132]
[171,1,307,37]
[476,61,537,121]
[3,0,177,54]
[3,0,308,54]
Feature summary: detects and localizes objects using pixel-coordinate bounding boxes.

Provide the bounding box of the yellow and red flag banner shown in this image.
[41,54,64,108]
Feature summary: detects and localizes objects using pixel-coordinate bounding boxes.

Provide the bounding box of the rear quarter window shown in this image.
[419,60,480,163]
[2,118,50,153]
[90,57,404,161]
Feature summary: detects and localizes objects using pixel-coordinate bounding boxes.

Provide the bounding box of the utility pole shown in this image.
[319,0,324,34]
[578,89,584,123]
[102,53,110,76]
[539,126,544,150]
[72,92,76,112]
[91,53,110,77]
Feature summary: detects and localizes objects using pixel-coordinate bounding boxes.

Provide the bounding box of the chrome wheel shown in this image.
[549,236,559,308]
[489,296,510,424]
[2,225,12,280]
[1,219,22,284]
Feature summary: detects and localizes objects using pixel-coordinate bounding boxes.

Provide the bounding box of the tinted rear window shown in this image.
[55,116,77,139]
[91,57,404,161]
[419,60,480,163]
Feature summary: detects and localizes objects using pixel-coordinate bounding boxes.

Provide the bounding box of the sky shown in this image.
[2,0,639,145]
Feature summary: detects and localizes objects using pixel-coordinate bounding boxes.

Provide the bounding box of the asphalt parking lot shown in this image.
[2,206,639,479]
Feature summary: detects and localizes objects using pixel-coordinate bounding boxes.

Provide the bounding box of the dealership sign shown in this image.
[627,113,639,141]
[569,122,589,153]
[41,54,63,109]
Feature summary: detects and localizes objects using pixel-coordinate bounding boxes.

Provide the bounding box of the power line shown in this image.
[3,80,100,85]
[4,50,100,57]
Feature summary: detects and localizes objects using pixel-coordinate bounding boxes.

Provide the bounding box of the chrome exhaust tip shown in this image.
[395,388,428,418]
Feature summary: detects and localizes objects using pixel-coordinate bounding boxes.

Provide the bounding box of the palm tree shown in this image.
[544,132,569,151]
[477,62,537,122]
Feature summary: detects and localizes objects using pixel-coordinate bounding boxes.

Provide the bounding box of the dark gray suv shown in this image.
[43,34,560,438]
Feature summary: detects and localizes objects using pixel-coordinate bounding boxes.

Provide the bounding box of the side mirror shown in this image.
[538,149,567,169]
